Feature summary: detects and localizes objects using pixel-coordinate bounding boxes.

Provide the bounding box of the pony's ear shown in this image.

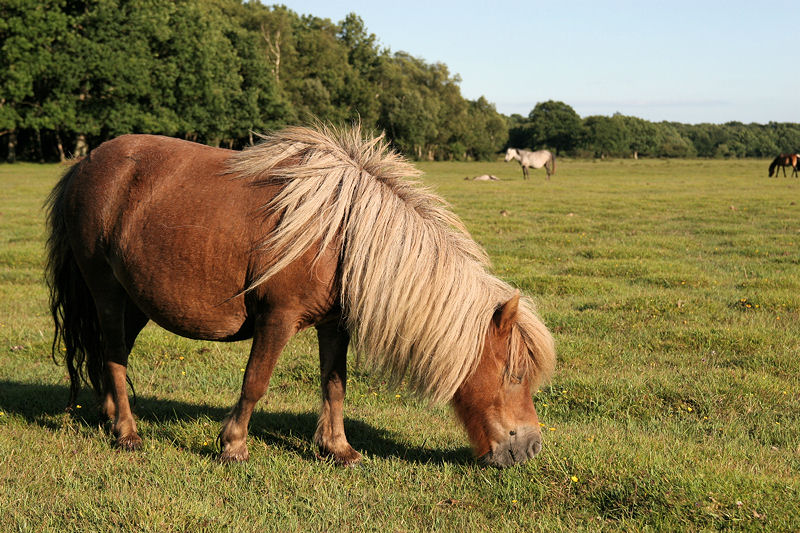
[493,291,520,334]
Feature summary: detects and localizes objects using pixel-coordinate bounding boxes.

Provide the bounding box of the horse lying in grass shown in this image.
[46,124,555,467]
[504,147,556,180]
[464,174,500,181]
[768,153,799,177]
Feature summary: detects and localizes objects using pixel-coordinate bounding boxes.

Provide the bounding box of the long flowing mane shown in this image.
[227,124,554,402]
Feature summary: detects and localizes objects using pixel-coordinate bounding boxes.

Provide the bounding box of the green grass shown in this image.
[1,158,799,532]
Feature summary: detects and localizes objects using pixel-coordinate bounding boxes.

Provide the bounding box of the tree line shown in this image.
[510,101,800,159]
[2,1,798,163]
[1,0,507,163]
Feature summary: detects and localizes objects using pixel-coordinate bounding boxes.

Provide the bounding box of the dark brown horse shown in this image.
[46,124,555,467]
[768,153,799,177]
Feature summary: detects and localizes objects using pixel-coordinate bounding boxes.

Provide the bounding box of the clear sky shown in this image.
[276,1,799,124]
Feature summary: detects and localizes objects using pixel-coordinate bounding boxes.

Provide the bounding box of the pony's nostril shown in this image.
[509,430,516,436]
[529,439,542,457]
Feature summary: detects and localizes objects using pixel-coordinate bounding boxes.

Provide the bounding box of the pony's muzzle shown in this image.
[479,426,542,467]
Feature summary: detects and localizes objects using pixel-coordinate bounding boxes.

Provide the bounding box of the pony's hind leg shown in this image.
[314,319,361,466]
[93,286,148,450]
[219,313,295,462]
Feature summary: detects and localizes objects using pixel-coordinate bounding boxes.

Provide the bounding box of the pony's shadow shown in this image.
[0,380,472,465]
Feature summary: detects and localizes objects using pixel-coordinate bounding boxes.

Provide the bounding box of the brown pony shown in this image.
[768,153,799,177]
[45,124,555,467]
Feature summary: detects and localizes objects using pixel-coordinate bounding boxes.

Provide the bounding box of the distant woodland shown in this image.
[2,1,799,162]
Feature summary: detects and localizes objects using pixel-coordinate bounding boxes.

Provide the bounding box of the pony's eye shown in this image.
[509,374,523,385]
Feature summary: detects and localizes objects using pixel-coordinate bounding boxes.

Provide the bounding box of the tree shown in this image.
[211,0,292,141]
[655,122,696,157]
[462,97,508,160]
[527,100,582,155]
[621,115,662,158]
[582,114,629,158]
[0,0,75,161]
[376,53,440,158]
[336,13,382,125]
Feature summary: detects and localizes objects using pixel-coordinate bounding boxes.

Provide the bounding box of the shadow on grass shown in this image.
[0,379,473,466]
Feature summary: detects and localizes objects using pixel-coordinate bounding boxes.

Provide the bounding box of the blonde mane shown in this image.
[227,124,555,402]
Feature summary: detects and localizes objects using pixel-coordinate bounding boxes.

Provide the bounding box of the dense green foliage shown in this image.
[0,0,508,162]
[1,160,799,531]
[2,1,800,163]
[510,101,800,159]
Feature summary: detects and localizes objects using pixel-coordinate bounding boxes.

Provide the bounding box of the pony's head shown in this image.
[769,155,783,177]
[504,148,518,162]
[451,293,552,467]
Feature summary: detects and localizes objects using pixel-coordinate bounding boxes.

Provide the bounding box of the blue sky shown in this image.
[276,1,799,124]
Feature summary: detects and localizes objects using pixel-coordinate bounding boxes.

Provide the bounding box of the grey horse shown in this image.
[504,148,556,180]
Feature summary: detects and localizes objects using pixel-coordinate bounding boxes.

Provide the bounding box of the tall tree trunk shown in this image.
[55,130,66,162]
[75,134,88,157]
[6,130,17,163]
[262,24,281,86]
[36,129,44,162]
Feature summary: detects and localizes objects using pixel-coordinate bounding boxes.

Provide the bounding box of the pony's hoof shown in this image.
[317,446,363,467]
[115,433,143,451]
[219,445,249,463]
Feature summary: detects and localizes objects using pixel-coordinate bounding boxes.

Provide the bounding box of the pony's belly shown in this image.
[145,307,252,342]
[122,276,250,342]
[109,235,252,341]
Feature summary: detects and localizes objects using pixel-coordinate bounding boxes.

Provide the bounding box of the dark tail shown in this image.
[45,161,104,408]
[768,157,777,177]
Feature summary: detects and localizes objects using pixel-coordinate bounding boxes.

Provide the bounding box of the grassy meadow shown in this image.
[1,157,798,531]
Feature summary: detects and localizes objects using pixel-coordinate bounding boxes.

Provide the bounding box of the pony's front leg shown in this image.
[219,314,294,462]
[314,319,362,466]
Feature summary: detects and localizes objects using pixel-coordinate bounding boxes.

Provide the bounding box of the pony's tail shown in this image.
[45,161,105,408]
[549,153,556,176]
[768,158,777,177]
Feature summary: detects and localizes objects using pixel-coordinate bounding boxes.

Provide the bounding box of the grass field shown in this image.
[1,157,798,531]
